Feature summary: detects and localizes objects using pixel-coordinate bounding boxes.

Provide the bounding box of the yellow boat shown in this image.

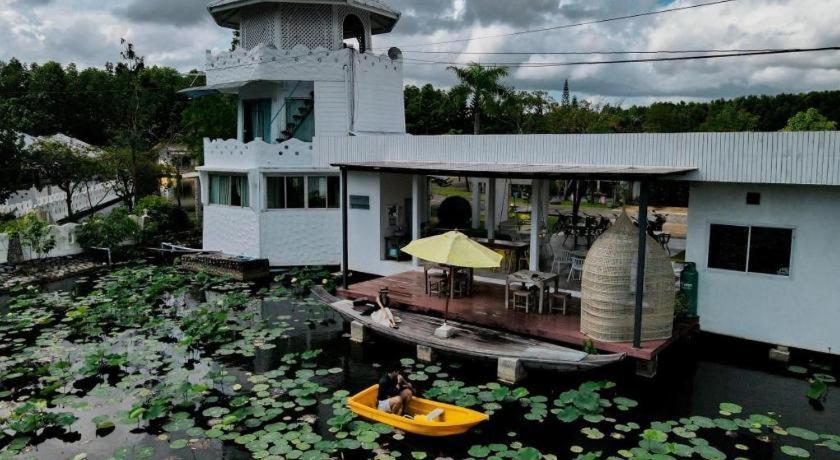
[347,385,489,437]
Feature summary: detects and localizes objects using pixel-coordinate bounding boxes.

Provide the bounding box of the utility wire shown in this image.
[400,48,782,56]
[399,46,840,68]
[385,0,740,50]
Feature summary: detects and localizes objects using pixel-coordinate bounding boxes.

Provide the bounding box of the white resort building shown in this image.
[189,1,840,358]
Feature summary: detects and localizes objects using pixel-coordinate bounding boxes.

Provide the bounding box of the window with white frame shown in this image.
[209,174,249,207]
[266,175,339,209]
[707,224,793,276]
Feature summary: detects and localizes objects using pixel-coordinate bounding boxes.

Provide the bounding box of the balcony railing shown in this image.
[203,138,315,170]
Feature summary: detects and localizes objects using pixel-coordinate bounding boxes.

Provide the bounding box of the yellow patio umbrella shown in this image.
[401,231,502,336]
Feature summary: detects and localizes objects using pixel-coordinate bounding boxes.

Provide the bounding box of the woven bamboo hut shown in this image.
[580,211,675,342]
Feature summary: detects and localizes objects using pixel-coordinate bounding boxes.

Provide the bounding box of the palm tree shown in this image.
[447,63,510,135]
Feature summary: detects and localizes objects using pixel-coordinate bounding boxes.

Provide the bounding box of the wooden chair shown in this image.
[549,291,570,315]
[428,276,448,297]
[511,289,533,313]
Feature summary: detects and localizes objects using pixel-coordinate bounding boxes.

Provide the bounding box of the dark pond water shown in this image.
[0,266,837,460]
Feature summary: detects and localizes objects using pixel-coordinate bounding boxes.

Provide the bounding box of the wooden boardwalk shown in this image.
[338,271,694,361]
[321,293,623,372]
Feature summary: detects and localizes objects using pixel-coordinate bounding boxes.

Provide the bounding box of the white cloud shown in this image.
[0,0,838,104]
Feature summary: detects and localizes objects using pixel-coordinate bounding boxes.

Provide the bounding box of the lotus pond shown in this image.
[0,264,838,460]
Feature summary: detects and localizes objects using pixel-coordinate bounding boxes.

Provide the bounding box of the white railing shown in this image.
[0,182,119,221]
[203,138,315,170]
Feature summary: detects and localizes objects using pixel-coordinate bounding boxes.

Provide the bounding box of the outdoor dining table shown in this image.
[471,238,530,274]
[505,270,561,314]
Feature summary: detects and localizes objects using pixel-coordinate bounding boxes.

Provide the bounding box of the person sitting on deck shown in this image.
[371,287,398,328]
[377,366,414,415]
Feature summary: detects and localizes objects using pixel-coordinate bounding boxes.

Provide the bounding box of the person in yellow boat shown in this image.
[377,366,414,415]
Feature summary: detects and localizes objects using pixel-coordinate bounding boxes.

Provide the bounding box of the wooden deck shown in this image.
[320,294,623,372]
[338,271,694,361]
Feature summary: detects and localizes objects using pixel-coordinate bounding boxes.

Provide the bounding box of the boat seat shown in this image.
[426,408,444,421]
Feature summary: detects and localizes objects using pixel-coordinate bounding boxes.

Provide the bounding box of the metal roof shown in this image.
[208,0,400,32]
[331,161,698,179]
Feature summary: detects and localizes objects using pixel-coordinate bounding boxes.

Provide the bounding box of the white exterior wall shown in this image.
[352,53,405,134]
[686,182,840,354]
[202,206,261,258]
[261,210,341,266]
[346,171,415,275]
[315,81,350,137]
[317,132,840,186]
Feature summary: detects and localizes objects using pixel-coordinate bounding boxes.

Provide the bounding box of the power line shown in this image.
[401,47,782,56]
[387,0,740,50]
[399,46,840,68]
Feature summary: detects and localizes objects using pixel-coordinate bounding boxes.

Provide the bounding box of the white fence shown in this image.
[0,223,84,264]
[0,182,119,221]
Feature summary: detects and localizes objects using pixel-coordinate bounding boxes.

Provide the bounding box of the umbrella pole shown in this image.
[444,266,452,324]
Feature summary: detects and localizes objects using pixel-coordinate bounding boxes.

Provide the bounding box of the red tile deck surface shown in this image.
[338,271,693,361]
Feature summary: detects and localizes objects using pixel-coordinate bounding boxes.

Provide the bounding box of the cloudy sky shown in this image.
[2,0,839,105]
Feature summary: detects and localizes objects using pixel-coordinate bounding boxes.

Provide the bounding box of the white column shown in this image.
[471,179,481,229]
[412,175,423,267]
[486,178,496,239]
[530,179,543,272]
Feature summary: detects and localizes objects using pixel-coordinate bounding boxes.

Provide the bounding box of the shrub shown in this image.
[134,195,191,240]
[77,208,140,250]
[3,213,56,260]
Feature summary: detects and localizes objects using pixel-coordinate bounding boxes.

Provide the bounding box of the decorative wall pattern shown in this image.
[205,45,352,85]
[279,4,334,49]
[204,138,315,169]
[333,6,373,51]
[241,4,279,49]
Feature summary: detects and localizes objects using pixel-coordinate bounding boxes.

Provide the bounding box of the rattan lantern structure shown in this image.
[580,211,675,342]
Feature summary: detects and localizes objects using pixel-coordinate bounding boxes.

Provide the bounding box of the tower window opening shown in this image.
[342,14,366,52]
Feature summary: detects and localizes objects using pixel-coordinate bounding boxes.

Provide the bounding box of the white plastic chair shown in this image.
[567,256,585,282]
[550,234,572,274]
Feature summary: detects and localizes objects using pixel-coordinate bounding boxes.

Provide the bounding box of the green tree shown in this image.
[698,105,759,132]
[9,213,56,261]
[27,140,100,218]
[99,147,162,211]
[447,63,510,135]
[0,119,33,204]
[782,108,838,131]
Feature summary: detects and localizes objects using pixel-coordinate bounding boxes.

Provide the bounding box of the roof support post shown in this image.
[341,167,350,290]
[633,179,651,349]
[411,174,423,267]
[529,179,544,272]
[486,178,496,240]
[471,179,481,229]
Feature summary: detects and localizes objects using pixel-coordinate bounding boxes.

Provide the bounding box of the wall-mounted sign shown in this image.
[350,195,370,210]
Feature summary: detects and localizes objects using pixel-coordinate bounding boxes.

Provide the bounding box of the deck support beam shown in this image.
[497,358,527,384]
[636,356,658,378]
[633,180,651,349]
[417,345,436,363]
[341,167,350,290]
[350,320,367,343]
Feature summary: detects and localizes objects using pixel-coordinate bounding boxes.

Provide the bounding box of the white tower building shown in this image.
[191,0,405,266]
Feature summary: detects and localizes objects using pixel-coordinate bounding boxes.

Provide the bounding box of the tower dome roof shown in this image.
[208,0,400,33]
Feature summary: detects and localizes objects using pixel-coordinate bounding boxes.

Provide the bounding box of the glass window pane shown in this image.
[267,177,285,209]
[308,176,327,208]
[230,176,243,207]
[286,176,305,208]
[209,174,221,204]
[748,227,793,276]
[327,176,340,208]
[708,224,748,271]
